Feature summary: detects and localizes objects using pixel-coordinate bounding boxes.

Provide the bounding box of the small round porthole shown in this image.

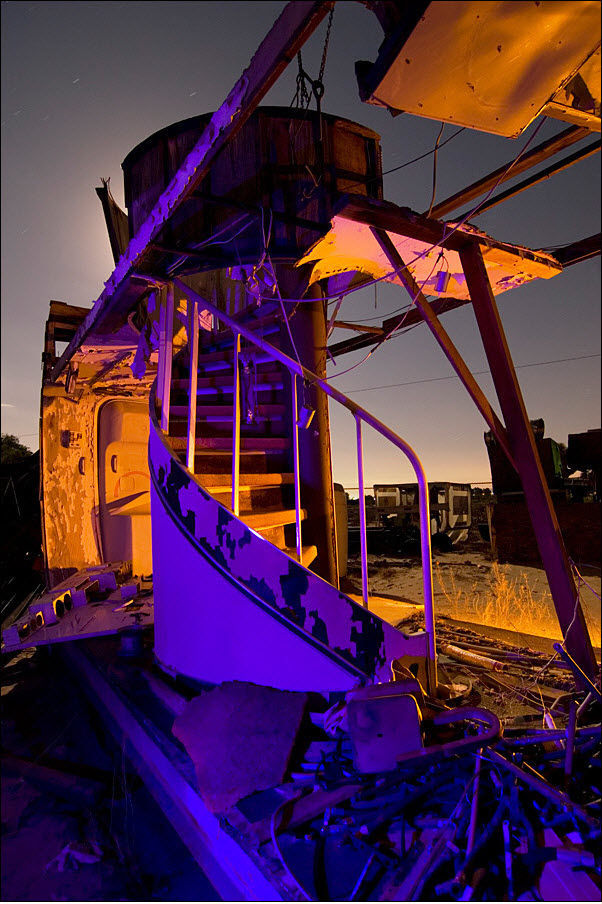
[78,457,86,475]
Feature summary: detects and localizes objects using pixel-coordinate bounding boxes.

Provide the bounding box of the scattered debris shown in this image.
[172,681,309,813]
[45,840,103,873]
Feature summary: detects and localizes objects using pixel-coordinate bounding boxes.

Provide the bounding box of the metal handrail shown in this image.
[162,276,436,685]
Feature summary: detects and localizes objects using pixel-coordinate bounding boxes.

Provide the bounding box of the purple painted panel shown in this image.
[149,416,427,689]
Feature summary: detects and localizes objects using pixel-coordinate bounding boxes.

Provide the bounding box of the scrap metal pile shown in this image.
[211,627,601,902]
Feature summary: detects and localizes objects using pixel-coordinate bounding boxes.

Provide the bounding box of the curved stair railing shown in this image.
[148,276,438,692]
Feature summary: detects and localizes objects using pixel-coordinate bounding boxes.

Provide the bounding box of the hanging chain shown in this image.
[290,5,335,112]
[318,5,335,87]
[292,51,312,108]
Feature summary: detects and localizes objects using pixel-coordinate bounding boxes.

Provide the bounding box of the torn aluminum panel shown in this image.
[297,212,562,299]
[357,1,601,137]
[1,569,153,654]
[544,45,601,131]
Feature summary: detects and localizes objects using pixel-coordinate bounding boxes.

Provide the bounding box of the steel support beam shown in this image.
[328,295,466,358]
[371,227,516,469]
[456,140,600,220]
[428,125,590,219]
[541,102,601,133]
[459,243,597,684]
[546,233,601,268]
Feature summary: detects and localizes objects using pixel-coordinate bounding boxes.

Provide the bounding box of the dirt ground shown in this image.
[346,544,601,652]
[1,647,219,902]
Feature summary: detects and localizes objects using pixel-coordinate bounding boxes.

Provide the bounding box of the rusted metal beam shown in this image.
[333,320,384,335]
[541,102,601,133]
[546,233,601,268]
[371,227,516,468]
[328,296,467,358]
[146,0,334,210]
[457,140,601,219]
[459,242,597,684]
[50,1,334,381]
[428,125,590,219]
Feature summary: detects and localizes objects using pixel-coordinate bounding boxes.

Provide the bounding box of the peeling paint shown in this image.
[149,419,427,683]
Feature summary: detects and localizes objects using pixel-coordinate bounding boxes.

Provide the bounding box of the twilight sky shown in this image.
[1,1,600,491]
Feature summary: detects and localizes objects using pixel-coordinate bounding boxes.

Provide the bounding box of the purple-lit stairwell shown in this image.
[149,299,431,692]
[169,304,318,567]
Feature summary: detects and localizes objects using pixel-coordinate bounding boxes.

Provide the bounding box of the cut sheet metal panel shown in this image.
[359,1,601,137]
[298,213,562,299]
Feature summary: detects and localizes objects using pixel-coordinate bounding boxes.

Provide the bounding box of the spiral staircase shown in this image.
[148,296,432,693]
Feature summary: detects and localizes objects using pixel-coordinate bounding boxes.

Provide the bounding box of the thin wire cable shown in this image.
[340,125,467,195]
[333,353,601,391]
[337,304,412,324]
[270,793,312,900]
[335,253,451,325]
[165,216,255,277]
[314,253,441,382]
[427,122,445,217]
[276,117,550,309]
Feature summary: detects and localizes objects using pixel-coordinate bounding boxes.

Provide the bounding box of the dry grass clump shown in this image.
[435,562,599,642]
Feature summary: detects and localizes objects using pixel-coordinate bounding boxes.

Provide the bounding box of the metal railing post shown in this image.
[416,471,437,691]
[356,416,369,607]
[186,297,199,472]
[156,289,165,407]
[160,283,175,433]
[171,279,438,686]
[291,373,303,562]
[231,333,241,516]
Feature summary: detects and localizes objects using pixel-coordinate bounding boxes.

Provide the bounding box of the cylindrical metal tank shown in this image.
[122,106,382,264]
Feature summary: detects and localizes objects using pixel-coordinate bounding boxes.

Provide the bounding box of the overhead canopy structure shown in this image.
[41,0,599,682]
[357,0,601,136]
[298,195,562,299]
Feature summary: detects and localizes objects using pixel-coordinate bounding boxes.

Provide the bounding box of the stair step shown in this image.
[183,450,271,474]
[212,485,291,510]
[171,436,289,452]
[198,473,294,489]
[171,372,284,392]
[200,351,275,373]
[202,316,281,351]
[241,508,306,530]
[282,544,318,568]
[169,404,286,420]
[254,524,286,546]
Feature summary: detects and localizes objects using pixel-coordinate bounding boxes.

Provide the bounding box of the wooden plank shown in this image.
[540,102,601,133]
[331,194,563,270]
[48,300,92,319]
[429,125,590,218]
[60,643,285,901]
